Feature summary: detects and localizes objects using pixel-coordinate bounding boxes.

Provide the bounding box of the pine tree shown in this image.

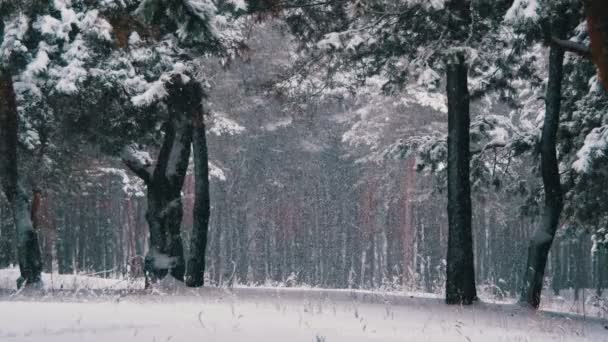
[0,0,52,288]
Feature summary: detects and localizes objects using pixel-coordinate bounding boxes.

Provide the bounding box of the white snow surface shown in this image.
[0,266,143,292]
[1,268,607,342]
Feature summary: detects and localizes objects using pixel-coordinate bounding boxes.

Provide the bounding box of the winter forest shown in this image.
[1,0,608,341]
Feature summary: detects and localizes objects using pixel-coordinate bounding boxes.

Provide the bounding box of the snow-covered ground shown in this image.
[0,268,607,342]
[0,266,143,292]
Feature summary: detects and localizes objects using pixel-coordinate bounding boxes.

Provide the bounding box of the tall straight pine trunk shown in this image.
[0,70,42,287]
[186,110,211,287]
[445,52,477,304]
[520,40,565,309]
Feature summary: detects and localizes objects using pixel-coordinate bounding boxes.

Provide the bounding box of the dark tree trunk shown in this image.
[520,41,565,309]
[445,52,477,305]
[146,121,192,282]
[123,77,198,284]
[0,70,43,288]
[186,110,211,287]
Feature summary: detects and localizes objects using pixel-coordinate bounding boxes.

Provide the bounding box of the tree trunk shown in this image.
[186,110,211,287]
[584,0,608,92]
[520,41,565,309]
[445,52,477,305]
[123,77,198,284]
[596,247,607,296]
[402,156,416,284]
[0,70,42,288]
[551,239,561,296]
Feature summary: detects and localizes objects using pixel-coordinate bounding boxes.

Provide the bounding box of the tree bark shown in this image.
[186,108,211,287]
[0,70,42,288]
[445,51,477,305]
[520,41,565,309]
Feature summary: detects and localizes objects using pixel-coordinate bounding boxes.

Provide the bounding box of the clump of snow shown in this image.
[98,167,146,197]
[131,78,169,107]
[264,117,293,132]
[417,68,441,91]
[131,64,191,107]
[52,59,89,94]
[122,145,154,169]
[209,161,226,181]
[591,228,608,252]
[128,32,142,46]
[402,87,448,113]
[505,0,540,23]
[572,126,608,173]
[208,112,245,136]
[0,14,30,66]
[13,42,55,99]
[345,33,365,52]
[79,10,114,42]
[317,32,342,50]
[408,0,445,10]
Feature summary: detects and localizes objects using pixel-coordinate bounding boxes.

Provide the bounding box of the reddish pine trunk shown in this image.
[402,157,416,283]
[31,190,55,273]
[585,0,608,91]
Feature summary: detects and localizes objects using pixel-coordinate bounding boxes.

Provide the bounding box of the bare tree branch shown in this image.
[470,142,507,156]
[551,37,592,59]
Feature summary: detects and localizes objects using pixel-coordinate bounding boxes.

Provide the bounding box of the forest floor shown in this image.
[0,268,607,342]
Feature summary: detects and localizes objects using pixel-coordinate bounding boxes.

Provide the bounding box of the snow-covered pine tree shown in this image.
[0,0,53,288]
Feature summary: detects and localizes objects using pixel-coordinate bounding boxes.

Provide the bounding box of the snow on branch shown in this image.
[131,78,169,107]
[209,161,226,181]
[572,126,608,173]
[208,111,245,136]
[131,63,191,107]
[504,0,539,23]
[121,144,154,183]
[98,167,146,197]
[0,14,30,66]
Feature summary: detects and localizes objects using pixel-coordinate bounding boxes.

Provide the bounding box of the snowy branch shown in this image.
[121,144,154,184]
[551,37,592,59]
[470,142,507,155]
